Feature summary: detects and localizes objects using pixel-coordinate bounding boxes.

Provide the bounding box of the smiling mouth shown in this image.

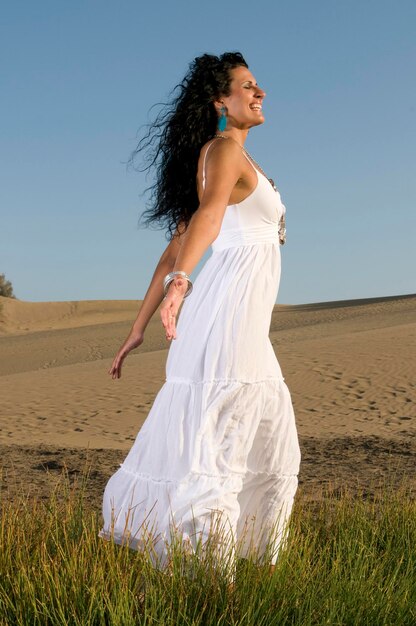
[250,104,262,111]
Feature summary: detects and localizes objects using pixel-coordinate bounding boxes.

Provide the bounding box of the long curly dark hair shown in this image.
[130,52,248,239]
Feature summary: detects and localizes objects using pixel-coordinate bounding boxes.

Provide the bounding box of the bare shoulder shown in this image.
[196,137,245,202]
[201,137,242,164]
[199,138,244,182]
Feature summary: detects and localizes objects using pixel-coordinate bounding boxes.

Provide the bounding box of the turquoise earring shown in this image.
[218,106,227,132]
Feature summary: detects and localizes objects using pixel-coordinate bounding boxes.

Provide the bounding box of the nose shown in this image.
[255,86,266,99]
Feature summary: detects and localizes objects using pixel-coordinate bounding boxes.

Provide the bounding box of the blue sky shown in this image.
[1,0,415,304]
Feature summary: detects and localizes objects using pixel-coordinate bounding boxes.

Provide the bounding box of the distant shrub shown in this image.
[0,273,15,298]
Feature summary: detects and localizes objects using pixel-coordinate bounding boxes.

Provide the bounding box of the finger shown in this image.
[168,311,177,339]
[116,357,124,379]
[165,321,173,341]
[161,308,170,338]
[161,304,174,336]
[162,317,171,339]
[160,305,170,330]
[110,356,122,379]
[171,315,177,340]
[167,311,174,336]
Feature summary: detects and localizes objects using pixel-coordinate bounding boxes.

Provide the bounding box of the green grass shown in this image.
[0,471,415,625]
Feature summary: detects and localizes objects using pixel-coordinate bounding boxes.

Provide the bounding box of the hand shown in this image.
[160,276,188,341]
[108,330,144,379]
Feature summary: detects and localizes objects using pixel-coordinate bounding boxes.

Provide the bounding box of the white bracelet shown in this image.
[163,271,193,298]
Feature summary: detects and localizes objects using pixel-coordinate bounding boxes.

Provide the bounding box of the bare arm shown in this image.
[109,224,185,379]
[131,231,184,335]
[161,139,244,340]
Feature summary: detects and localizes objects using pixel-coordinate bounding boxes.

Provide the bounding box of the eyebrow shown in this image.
[242,80,258,86]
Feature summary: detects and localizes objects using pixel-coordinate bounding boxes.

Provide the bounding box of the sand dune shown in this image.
[1,293,414,336]
[1,294,415,502]
[0,297,143,335]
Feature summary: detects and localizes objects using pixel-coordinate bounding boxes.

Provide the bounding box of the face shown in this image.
[218,66,266,129]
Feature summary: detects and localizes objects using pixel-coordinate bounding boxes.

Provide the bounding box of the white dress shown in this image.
[100,143,301,568]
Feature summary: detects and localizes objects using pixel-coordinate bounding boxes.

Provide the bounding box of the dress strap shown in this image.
[202,139,218,190]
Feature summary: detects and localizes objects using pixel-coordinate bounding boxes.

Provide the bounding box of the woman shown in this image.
[100,52,301,575]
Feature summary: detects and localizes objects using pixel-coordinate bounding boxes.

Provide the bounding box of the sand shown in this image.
[1,293,415,507]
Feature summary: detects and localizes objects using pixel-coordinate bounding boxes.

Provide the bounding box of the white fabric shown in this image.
[100,147,301,569]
